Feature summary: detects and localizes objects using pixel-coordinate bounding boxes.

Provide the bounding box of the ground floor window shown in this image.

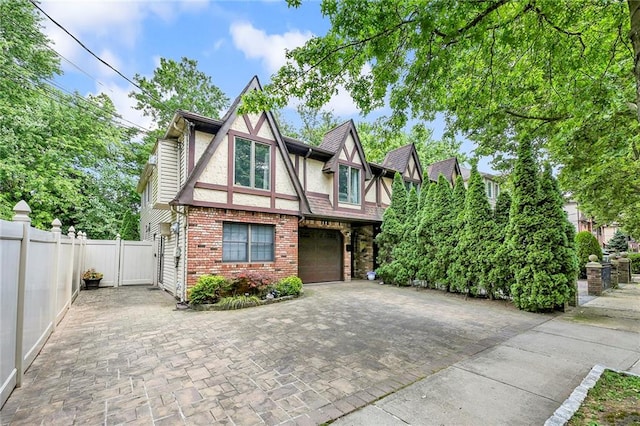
[222,222,274,262]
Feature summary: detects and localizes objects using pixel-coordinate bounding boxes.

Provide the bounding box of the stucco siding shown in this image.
[257,116,275,140]
[230,115,250,134]
[233,193,271,208]
[194,131,212,165]
[275,198,299,211]
[193,188,228,204]
[200,135,229,185]
[275,152,298,196]
[306,159,333,196]
[381,176,393,205]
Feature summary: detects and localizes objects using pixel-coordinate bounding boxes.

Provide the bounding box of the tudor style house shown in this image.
[137,77,423,299]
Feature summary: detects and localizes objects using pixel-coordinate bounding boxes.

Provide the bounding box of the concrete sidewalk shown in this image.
[335,283,640,426]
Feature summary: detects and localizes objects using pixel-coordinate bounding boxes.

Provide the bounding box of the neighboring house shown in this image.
[563,199,623,248]
[137,76,424,299]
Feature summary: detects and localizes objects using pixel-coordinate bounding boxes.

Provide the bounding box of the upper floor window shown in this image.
[405,181,420,192]
[222,222,274,262]
[338,164,360,204]
[485,180,493,198]
[234,137,270,190]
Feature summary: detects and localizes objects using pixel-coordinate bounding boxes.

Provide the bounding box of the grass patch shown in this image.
[568,370,640,425]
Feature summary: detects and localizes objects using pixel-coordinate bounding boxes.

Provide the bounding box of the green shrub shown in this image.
[629,253,640,274]
[217,295,261,310]
[188,275,228,305]
[231,272,273,296]
[276,276,303,296]
[575,231,602,278]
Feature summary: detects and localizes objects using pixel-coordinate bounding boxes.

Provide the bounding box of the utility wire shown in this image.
[29,0,167,110]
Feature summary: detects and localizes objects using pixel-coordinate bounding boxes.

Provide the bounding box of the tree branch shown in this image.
[504,109,570,122]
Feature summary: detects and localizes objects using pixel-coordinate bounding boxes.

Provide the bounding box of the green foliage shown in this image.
[356,119,467,166]
[450,164,495,296]
[426,175,454,290]
[188,275,229,305]
[241,0,640,238]
[276,276,303,296]
[629,253,640,274]
[489,191,513,297]
[388,187,420,286]
[376,173,407,274]
[575,231,603,278]
[0,1,142,239]
[607,230,629,253]
[130,57,229,149]
[231,272,273,296]
[217,295,261,310]
[508,146,576,312]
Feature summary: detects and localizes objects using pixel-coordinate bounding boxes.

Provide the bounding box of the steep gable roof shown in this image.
[382,143,423,182]
[319,120,372,179]
[171,76,310,214]
[426,157,461,185]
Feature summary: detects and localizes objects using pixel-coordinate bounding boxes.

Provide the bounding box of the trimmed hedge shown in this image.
[629,253,640,274]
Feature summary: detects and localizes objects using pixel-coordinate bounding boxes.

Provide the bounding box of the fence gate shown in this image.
[84,238,153,287]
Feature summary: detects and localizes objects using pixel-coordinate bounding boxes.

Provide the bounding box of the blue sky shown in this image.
[39,0,488,169]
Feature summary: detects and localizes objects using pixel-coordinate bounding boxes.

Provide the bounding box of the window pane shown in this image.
[338,165,349,202]
[234,138,251,187]
[350,168,360,204]
[251,225,274,261]
[223,223,248,262]
[254,143,270,190]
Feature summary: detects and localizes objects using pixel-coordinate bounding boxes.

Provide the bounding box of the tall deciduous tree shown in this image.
[241,0,640,237]
[130,57,229,149]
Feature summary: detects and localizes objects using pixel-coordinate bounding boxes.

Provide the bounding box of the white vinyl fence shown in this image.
[0,201,153,409]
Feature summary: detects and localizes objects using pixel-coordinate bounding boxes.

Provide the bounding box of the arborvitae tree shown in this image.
[507,138,543,310]
[607,230,629,252]
[529,163,578,308]
[416,182,437,283]
[376,173,407,283]
[450,164,495,296]
[447,175,467,292]
[575,231,602,278]
[390,187,420,285]
[428,175,454,291]
[489,191,513,296]
[390,173,408,223]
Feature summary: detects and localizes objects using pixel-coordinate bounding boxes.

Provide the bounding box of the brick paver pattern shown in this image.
[0,281,548,425]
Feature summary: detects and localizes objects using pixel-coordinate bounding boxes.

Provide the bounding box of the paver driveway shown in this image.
[0,281,550,425]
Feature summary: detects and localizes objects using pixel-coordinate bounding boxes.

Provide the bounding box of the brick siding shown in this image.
[186,207,298,289]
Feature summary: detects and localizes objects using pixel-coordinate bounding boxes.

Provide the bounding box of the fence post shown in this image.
[13,201,31,388]
[586,255,603,296]
[79,231,87,288]
[116,233,122,287]
[68,227,76,299]
[50,219,62,330]
[618,253,631,284]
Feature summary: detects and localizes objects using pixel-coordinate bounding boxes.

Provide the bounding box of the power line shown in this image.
[28,0,167,110]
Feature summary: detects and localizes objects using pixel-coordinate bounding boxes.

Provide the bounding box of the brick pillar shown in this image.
[618,253,631,284]
[586,255,603,296]
[610,256,619,288]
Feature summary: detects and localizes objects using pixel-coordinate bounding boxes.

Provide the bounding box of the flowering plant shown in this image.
[82,268,103,280]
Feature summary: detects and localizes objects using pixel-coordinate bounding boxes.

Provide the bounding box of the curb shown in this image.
[545,365,640,425]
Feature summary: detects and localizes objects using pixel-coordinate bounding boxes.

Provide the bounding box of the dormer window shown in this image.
[338,164,360,204]
[234,137,270,190]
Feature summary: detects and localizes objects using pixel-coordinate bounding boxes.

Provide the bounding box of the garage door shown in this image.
[298,228,342,283]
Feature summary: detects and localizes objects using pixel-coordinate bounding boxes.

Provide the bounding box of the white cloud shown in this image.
[230,21,363,116]
[93,82,156,134]
[230,21,312,73]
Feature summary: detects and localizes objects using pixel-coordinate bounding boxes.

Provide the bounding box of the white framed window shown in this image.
[234,137,270,190]
[338,164,360,204]
[485,180,493,198]
[222,223,274,262]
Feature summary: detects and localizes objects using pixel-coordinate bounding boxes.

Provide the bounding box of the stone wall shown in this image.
[353,225,374,279]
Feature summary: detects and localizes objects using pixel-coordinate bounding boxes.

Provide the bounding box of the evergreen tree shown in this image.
[390,187,420,285]
[376,173,407,283]
[507,138,543,310]
[390,173,408,223]
[575,231,602,278]
[416,182,436,283]
[447,175,467,292]
[607,230,629,252]
[450,164,495,296]
[489,191,513,297]
[428,175,454,291]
